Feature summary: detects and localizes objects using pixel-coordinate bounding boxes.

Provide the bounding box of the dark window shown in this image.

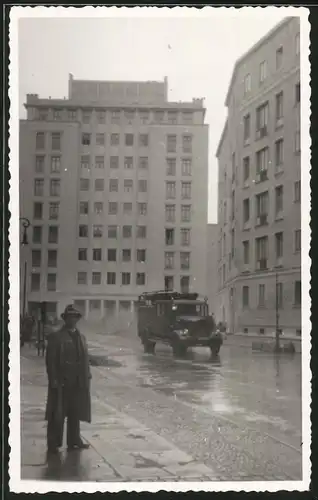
[243,198,250,223]
[108,226,117,238]
[138,203,147,215]
[107,272,116,285]
[95,179,104,191]
[49,202,59,220]
[125,134,134,146]
[137,249,146,262]
[108,249,117,262]
[33,202,43,220]
[275,232,284,259]
[139,157,148,169]
[122,272,131,285]
[51,133,61,151]
[167,135,177,153]
[77,272,87,285]
[242,286,249,308]
[48,226,58,244]
[182,135,192,153]
[93,225,103,238]
[243,241,249,264]
[109,179,118,192]
[78,248,87,261]
[137,226,146,238]
[79,202,89,215]
[79,225,88,237]
[32,250,41,267]
[110,156,119,169]
[243,114,250,141]
[35,156,45,173]
[36,132,45,150]
[180,276,190,293]
[50,179,60,197]
[181,182,191,199]
[294,181,301,203]
[95,156,104,169]
[136,273,146,286]
[32,226,42,244]
[31,273,40,291]
[122,249,131,262]
[34,179,44,196]
[82,133,91,146]
[80,178,90,191]
[51,156,61,173]
[164,276,174,291]
[108,202,118,215]
[165,228,174,245]
[124,202,133,214]
[93,248,102,261]
[139,134,149,147]
[123,226,132,238]
[94,202,103,215]
[294,281,301,306]
[92,272,101,285]
[47,273,56,291]
[124,157,133,169]
[295,83,300,104]
[48,250,57,267]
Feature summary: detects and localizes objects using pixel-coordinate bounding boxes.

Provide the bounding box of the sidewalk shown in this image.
[21,351,218,482]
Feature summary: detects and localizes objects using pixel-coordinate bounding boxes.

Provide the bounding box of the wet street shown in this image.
[20,330,302,483]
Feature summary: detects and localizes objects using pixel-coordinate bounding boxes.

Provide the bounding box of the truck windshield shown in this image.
[173,304,205,316]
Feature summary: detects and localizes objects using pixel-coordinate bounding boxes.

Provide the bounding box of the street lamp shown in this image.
[20,217,31,318]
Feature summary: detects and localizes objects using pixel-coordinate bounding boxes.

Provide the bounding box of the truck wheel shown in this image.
[210,345,220,357]
[143,341,156,354]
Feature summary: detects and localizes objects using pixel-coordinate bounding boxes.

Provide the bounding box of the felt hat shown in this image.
[61,304,82,320]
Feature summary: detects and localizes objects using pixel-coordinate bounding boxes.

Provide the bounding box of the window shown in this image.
[180,276,190,294]
[82,133,91,146]
[258,284,265,307]
[123,226,132,238]
[242,286,249,308]
[124,179,133,192]
[34,179,44,196]
[80,178,90,191]
[32,250,41,267]
[93,225,103,238]
[294,281,301,306]
[275,139,284,169]
[82,110,92,124]
[139,134,149,147]
[109,179,118,192]
[166,181,176,199]
[256,236,268,268]
[93,248,102,261]
[295,131,301,153]
[107,249,117,262]
[243,114,250,142]
[51,156,61,173]
[243,198,250,224]
[125,134,134,146]
[50,179,60,197]
[122,273,131,285]
[137,249,146,262]
[79,225,88,237]
[138,203,147,215]
[181,159,192,176]
[68,109,77,121]
[231,228,235,257]
[168,111,178,124]
[256,102,268,136]
[97,110,106,124]
[78,248,87,261]
[48,250,57,268]
[77,272,87,285]
[165,251,175,269]
[294,181,301,203]
[243,156,250,182]
[231,189,235,220]
[138,180,147,192]
[167,135,177,153]
[139,110,149,124]
[137,226,146,238]
[259,60,267,83]
[51,132,61,151]
[295,229,301,253]
[108,226,117,238]
[181,205,191,222]
[92,272,101,285]
[90,299,101,311]
[275,232,283,259]
[53,109,61,121]
[181,228,191,246]
[139,157,148,169]
[275,186,283,215]
[36,132,45,150]
[164,276,174,291]
[180,252,190,270]
[295,83,300,104]
[154,110,164,123]
[35,156,45,173]
[49,202,59,220]
[182,135,192,153]
[256,147,269,176]
[136,273,146,286]
[124,157,133,169]
[243,240,249,264]
[232,153,236,181]
[125,109,135,121]
[81,155,90,169]
[79,202,89,215]
[181,182,191,199]
[124,202,133,214]
[33,226,42,244]
[47,274,56,291]
[166,158,176,176]
[244,74,251,94]
[94,202,103,215]
[111,133,120,146]
[95,179,104,191]
[165,228,174,246]
[276,46,283,69]
[39,109,48,121]
[93,156,104,169]
[256,191,269,218]
[108,202,118,215]
[296,32,300,55]
[109,156,119,170]
[277,282,283,308]
[182,111,193,124]
[122,249,131,262]
[111,110,120,123]
[107,272,116,285]
[276,92,283,123]
[31,273,40,291]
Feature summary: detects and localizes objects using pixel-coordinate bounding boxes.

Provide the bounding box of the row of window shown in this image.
[33,107,196,125]
[241,280,301,309]
[32,224,149,243]
[79,201,148,216]
[30,271,147,290]
[243,34,300,96]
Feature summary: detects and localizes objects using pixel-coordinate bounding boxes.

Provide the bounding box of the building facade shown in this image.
[216,17,301,336]
[20,75,209,321]
[207,223,219,317]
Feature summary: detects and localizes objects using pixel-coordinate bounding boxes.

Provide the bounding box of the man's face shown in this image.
[64,315,79,329]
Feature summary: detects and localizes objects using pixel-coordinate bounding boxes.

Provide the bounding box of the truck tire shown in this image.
[143,340,156,354]
[210,344,220,357]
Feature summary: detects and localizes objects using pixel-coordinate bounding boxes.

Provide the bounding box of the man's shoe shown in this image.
[67,441,90,451]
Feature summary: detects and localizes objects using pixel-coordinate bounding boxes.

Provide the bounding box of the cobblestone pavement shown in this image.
[20,328,302,482]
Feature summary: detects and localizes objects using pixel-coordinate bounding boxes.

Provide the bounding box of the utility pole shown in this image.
[275,270,280,353]
[20,218,31,318]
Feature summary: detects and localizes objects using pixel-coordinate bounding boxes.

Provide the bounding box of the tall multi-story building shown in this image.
[207,223,219,315]
[20,75,209,321]
[216,17,301,336]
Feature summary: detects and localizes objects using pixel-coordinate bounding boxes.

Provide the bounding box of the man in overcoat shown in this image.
[45,304,92,454]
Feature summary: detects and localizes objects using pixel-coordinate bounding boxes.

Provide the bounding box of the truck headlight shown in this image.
[176,329,189,337]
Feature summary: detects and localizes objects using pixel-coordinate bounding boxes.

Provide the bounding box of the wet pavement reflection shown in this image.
[111,343,301,450]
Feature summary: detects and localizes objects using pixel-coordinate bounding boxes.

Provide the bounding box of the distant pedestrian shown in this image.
[45,304,91,455]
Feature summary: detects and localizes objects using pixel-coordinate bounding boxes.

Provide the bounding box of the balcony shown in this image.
[256,214,268,226]
[257,258,268,271]
[255,170,268,183]
[256,126,268,139]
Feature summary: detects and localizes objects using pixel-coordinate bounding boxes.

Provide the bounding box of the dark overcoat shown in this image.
[45,327,92,423]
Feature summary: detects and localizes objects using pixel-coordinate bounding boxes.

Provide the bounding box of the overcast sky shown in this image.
[18,10,290,223]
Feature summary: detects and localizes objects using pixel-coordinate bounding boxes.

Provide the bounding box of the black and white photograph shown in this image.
[8,6,311,493]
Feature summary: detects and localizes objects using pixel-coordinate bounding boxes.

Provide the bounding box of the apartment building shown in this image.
[216,17,301,336]
[20,75,209,321]
[207,223,219,316]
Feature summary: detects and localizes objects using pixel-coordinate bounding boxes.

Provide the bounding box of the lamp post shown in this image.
[20,217,31,318]
[275,269,280,353]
